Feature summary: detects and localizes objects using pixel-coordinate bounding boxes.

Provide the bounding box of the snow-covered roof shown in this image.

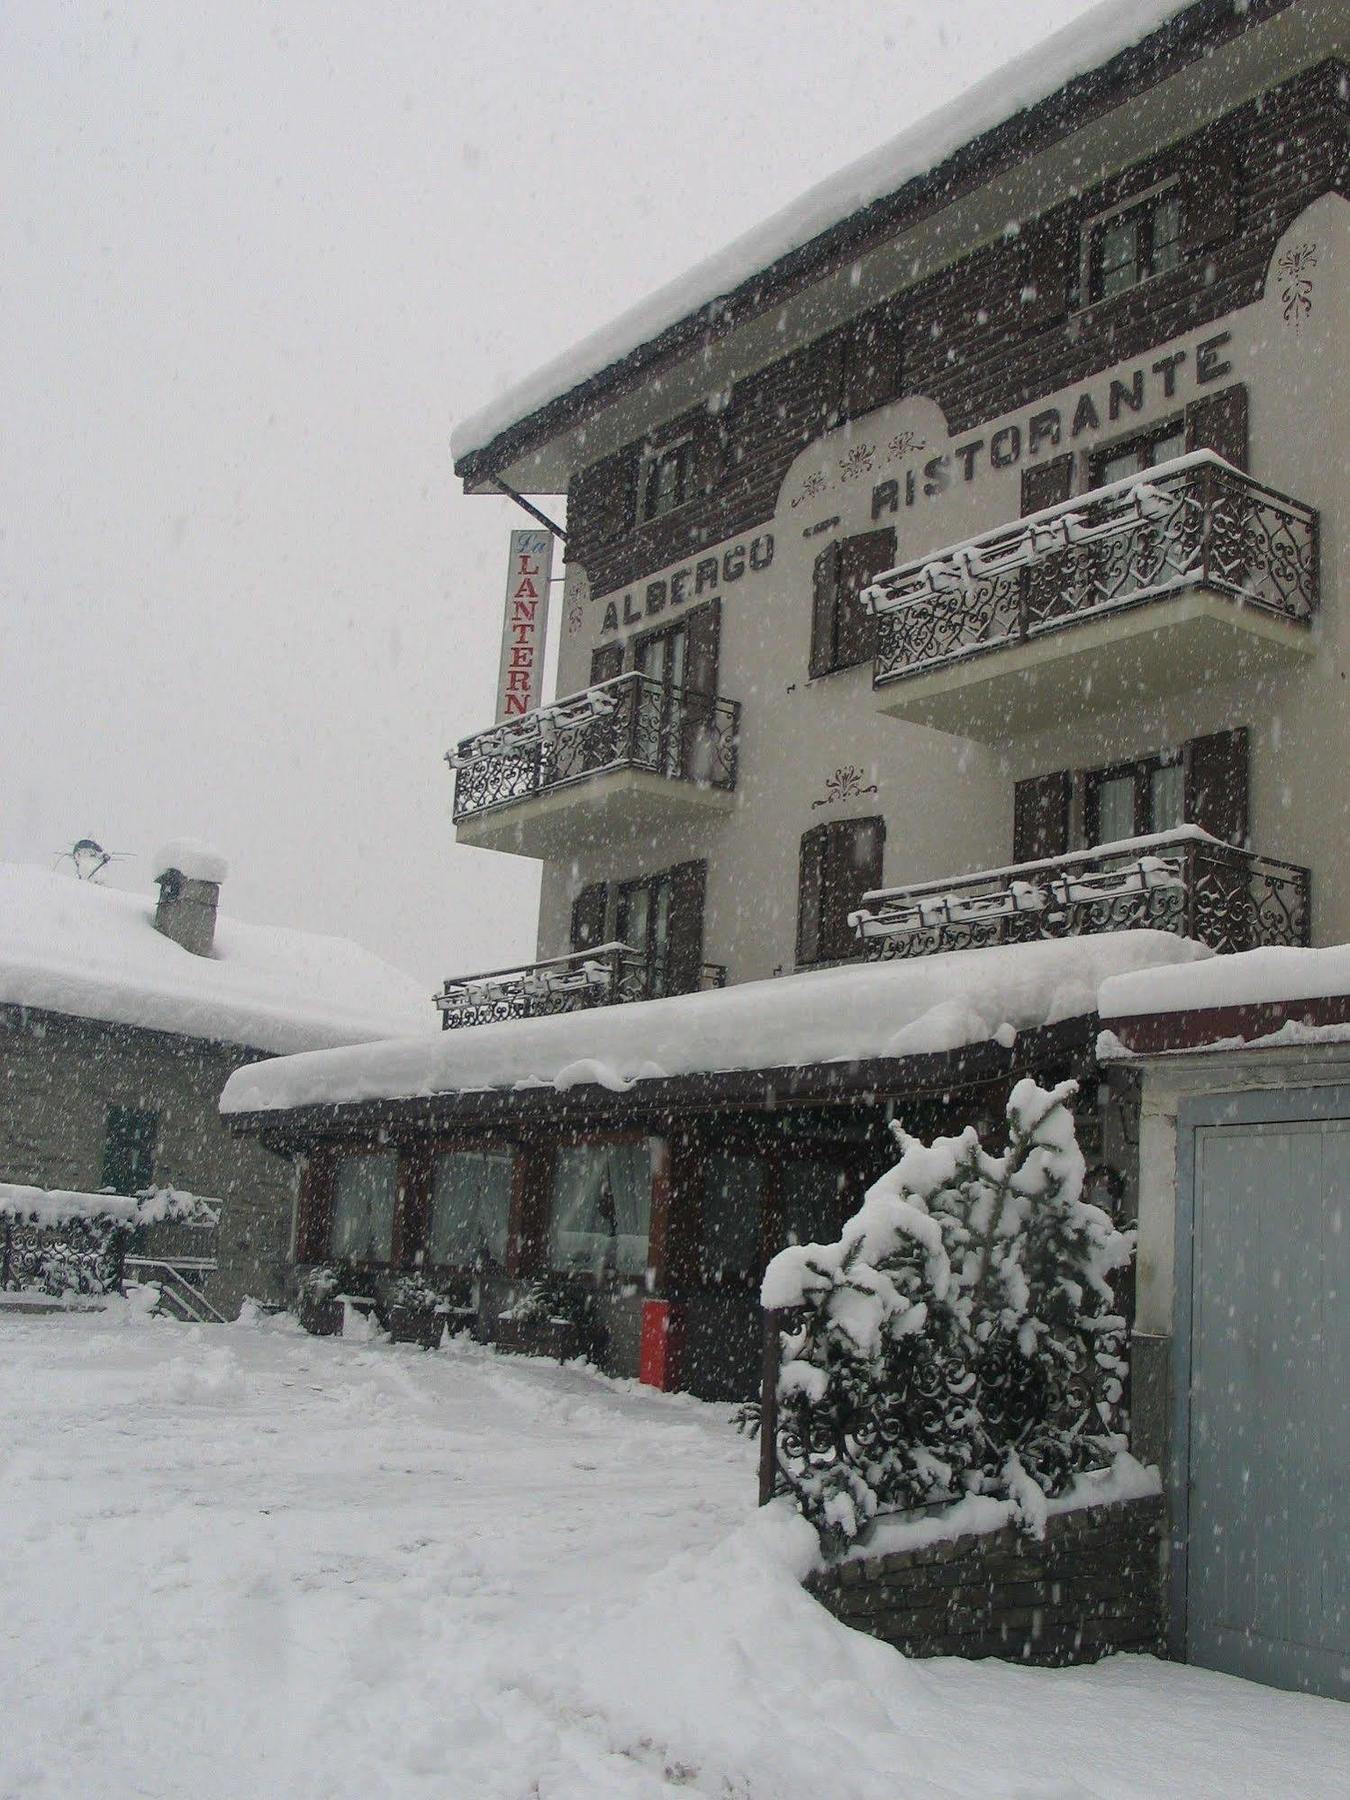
[153,839,229,885]
[0,863,436,1055]
[1100,942,1350,1020]
[220,930,1207,1117]
[451,0,1200,462]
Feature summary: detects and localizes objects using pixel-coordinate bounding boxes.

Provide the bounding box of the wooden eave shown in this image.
[455,0,1297,493]
[1107,991,1350,1055]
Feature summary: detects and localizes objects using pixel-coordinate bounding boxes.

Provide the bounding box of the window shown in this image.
[329,1152,398,1264]
[1014,729,1249,862]
[700,1153,765,1289]
[1086,750,1187,847]
[101,1105,157,1196]
[797,816,885,967]
[572,858,708,997]
[641,440,697,521]
[809,528,897,677]
[429,1148,513,1267]
[1090,417,1186,488]
[781,1160,849,1248]
[1085,185,1182,303]
[550,1140,654,1277]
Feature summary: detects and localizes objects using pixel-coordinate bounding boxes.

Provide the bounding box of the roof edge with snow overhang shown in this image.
[452,0,1287,486]
[220,931,1208,1133]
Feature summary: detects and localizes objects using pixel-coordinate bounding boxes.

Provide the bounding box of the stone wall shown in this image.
[0,1005,296,1315]
[807,1496,1165,1666]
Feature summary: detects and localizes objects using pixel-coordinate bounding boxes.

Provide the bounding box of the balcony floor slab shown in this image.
[454,766,737,860]
[873,588,1315,743]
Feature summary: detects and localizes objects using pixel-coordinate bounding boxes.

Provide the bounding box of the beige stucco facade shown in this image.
[494,195,1349,981]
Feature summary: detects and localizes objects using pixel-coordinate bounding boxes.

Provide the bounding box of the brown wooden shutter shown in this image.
[1184,728,1249,847]
[796,825,828,966]
[665,859,708,996]
[810,542,841,678]
[834,529,897,670]
[571,447,638,546]
[1019,208,1077,326]
[819,816,885,963]
[1185,384,1248,471]
[683,599,721,697]
[681,598,724,783]
[843,308,904,417]
[1021,454,1075,515]
[590,644,623,685]
[570,883,609,952]
[295,1147,336,1265]
[1182,139,1239,254]
[1013,771,1072,861]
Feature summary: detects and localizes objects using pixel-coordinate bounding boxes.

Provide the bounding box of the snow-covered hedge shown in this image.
[762,1079,1132,1550]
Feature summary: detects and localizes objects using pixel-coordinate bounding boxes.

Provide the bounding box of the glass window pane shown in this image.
[781,1160,848,1248]
[649,879,672,997]
[701,1154,765,1285]
[550,1141,653,1277]
[1094,774,1137,846]
[430,1149,513,1267]
[1150,194,1182,275]
[1149,426,1186,469]
[1098,216,1139,297]
[330,1153,397,1263]
[1150,761,1185,834]
[1097,447,1145,487]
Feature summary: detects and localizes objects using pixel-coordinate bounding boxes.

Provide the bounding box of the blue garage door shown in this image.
[1188,1115,1349,1699]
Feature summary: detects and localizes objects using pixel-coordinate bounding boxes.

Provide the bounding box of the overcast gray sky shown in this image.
[3,0,1101,991]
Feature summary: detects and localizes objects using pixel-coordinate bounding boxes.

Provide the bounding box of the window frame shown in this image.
[1087,411,1187,489]
[1083,746,1186,847]
[640,437,698,523]
[327,1146,402,1268]
[1081,179,1184,308]
[424,1139,518,1276]
[545,1130,663,1284]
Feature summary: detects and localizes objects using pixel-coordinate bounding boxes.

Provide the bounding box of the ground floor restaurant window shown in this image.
[700,1153,765,1288]
[430,1148,513,1267]
[782,1159,851,1248]
[329,1152,398,1264]
[551,1140,654,1278]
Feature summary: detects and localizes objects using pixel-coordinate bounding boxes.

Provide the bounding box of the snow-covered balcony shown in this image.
[449,672,740,859]
[436,942,727,1032]
[851,828,1311,962]
[865,454,1318,740]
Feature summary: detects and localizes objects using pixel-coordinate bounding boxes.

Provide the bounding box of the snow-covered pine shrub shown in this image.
[762,1078,1133,1551]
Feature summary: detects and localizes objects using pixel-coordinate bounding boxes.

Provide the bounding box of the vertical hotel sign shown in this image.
[494,529,554,720]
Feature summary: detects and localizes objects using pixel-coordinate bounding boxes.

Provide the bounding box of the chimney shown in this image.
[152,840,228,957]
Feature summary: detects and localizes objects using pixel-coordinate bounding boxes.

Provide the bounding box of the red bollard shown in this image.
[638,1298,685,1390]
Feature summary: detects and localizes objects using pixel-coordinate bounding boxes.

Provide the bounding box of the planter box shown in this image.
[298,1294,344,1337]
[387,1304,444,1350]
[495,1317,590,1363]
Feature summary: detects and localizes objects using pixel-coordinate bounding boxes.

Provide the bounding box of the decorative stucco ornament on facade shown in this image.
[1276,241,1318,331]
[811,765,881,810]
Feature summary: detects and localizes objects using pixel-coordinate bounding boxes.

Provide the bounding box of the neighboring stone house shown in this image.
[0,848,433,1315]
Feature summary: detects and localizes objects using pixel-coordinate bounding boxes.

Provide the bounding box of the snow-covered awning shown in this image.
[220,931,1207,1119]
[1099,941,1350,1056]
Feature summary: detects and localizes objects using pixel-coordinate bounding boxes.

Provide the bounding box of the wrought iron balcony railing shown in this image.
[449,672,741,823]
[851,829,1310,961]
[436,943,727,1031]
[865,453,1318,686]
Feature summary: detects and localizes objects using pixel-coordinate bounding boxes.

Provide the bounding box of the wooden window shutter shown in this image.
[1182,140,1239,254]
[570,882,609,952]
[796,825,828,965]
[1020,454,1074,515]
[683,599,721,697]
[1184,728,1249,847]
[665,859,708,996]
[810,542,842,678]
[834,529,897,670]
[1185,384,1249,472]
[590,644,624,685]
[820,816,885,963]
[1019,209,1076,327]
[1013,771,1072,861]
[295,1147,336,1265]
[844,309,904,417]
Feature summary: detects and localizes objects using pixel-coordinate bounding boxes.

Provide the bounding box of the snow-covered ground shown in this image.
[2,1313,1344,1800]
